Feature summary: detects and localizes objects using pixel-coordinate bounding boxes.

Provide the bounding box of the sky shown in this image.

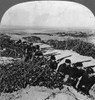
[0,0,95,23]
[1,0,95,31]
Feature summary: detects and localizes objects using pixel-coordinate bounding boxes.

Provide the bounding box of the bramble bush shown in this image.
[0,59,65,94]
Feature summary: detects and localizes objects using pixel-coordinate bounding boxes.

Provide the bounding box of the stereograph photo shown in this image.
[0,0,95,100]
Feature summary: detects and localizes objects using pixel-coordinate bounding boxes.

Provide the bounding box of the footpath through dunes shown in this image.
[0,86,93,100]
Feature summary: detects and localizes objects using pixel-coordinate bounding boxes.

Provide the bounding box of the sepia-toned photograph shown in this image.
[0,0,95,100]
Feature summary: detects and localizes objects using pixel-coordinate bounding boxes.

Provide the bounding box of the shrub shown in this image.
[46,39,95,58]
[23,36,41,43]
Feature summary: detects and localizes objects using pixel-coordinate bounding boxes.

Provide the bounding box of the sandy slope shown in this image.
[0,57,13,64]
[0,86,93,100]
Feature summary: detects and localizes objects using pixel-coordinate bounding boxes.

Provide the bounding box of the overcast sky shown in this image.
[0,0,95,23]
[1,1,95,30]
